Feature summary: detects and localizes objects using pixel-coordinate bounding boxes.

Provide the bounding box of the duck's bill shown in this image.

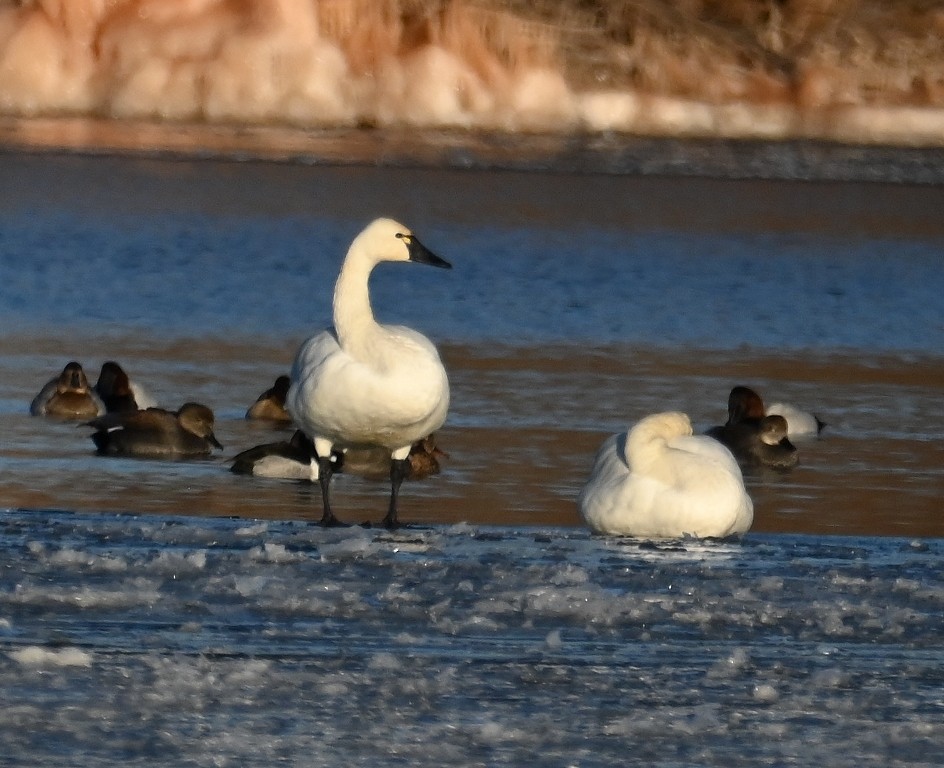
[406,236,452,269]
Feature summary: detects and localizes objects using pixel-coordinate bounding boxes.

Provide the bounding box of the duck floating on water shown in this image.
[87,402,223,458]
[230,431,446,482]
[707,386,799,470]
[31,361,105,419]
[94,361,157,413]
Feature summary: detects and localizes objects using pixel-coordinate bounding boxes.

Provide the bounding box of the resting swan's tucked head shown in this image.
[625,410,694,474]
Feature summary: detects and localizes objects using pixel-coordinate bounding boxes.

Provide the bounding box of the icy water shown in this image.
[0,137,943,764]
[1,510,942,767]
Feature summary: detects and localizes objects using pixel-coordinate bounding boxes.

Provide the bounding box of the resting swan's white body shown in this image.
[286,217,451,527]
[579,411,753,539]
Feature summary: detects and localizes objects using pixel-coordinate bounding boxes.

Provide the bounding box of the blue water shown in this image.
[1,209,942,353]
[0,146,942,765]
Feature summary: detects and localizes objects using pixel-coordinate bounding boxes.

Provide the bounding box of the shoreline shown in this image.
[2,114,944,184]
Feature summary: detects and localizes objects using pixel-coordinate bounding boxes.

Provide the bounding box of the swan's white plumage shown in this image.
[578,411,753,539]
[286,216,449,470]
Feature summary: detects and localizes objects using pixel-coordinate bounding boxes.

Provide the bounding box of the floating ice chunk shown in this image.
[233,575,270,598]
[707,647,751,679]
[544,628,563,650]
[367,652,402,672]
[246,542,303,564]
[47,547,128,573]
[446,523,476,536]
[318,530,377,560]
[10,646,92,667]
[753,683,779,703]
[236,522,269,537]
[147,549,207,576]
[810,668,849,688]
[548,564,589,586]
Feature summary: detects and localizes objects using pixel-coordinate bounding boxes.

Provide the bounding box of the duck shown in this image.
[578,411,753,539]
[765,401,826,438]
[30,361,105,418]
[286,218,451,528]
[343,433,447,481]
[706,386,799,470]
[230,431,446,482]
[245,375,292,423]
[230,429,320,479]
[94,361,158,413]
[87,402,223,458]
[743,414,799,469]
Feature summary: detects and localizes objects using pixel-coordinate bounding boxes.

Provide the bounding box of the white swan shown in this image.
[578,411,753,539]
[765,401,826,438]
[286,217,451,528]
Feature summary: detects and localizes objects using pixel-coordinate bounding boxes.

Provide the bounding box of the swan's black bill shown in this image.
[399,233,452,269]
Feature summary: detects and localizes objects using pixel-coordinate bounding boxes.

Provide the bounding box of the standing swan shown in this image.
[287,218,451,528]
[578,411,753,539]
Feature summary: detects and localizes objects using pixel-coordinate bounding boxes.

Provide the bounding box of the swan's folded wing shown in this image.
[668,433,743,478]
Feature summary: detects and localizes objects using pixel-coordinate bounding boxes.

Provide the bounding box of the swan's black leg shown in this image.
[380,458,409,529]
[317,455,346,527]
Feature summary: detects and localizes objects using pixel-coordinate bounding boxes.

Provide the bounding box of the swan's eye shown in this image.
[396,232,412,244]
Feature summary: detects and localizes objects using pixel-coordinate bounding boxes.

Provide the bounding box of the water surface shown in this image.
[0,140,942,765]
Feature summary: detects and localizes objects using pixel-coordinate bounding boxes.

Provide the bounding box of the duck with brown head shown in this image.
[246,375,292,423]
[707,386,798,470]
[30,362,105,419]
[94,361,157,413]
[88,402,223,458]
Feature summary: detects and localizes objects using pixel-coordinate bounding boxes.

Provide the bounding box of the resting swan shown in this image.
[578,411,753,539]
[286,218,451,528]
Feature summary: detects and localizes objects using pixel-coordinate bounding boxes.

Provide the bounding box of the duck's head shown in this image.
[57,362,91,394]
[759,414,795,449]
[177,402,224,449]
[727,386,765,424]
[356,218,451,269]
[272,375,291,398]
[96,361,133,398]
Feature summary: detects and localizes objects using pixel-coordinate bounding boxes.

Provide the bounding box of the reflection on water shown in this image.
[0,148,941,538]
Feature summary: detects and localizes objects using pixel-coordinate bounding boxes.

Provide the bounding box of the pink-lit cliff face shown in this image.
[3,1,944,144]
[0,0,574,131]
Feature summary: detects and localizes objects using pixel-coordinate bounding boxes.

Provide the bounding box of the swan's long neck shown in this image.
[333,250,380,360]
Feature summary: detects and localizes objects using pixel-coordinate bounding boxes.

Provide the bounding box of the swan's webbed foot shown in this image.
[319,511,349,528]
